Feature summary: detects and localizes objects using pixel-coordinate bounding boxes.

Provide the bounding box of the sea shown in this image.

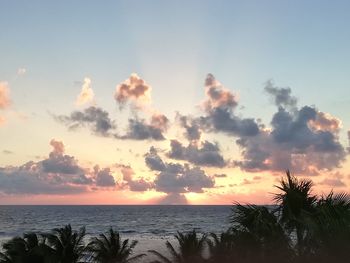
[0,205,232,260]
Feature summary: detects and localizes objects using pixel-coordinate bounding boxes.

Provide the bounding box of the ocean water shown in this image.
[0,205,232,259]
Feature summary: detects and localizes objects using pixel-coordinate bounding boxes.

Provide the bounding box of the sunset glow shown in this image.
[1,1,349,205]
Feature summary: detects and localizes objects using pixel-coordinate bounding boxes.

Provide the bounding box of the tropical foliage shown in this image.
[87,228,145,263]
[148,230,207,263]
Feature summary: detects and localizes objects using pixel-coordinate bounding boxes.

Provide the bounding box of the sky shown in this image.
[0,0,349,205]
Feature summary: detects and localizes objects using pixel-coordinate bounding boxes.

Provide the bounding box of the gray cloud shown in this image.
[200,108,260,137]
[56,106,169,141]
[145,146,166,171]
[265,80,297,108]
[0,140,120,195]
[0,158,89,195]
[41,152,83,175]
[234,85,347,174]
[176,113,201,141]
[120,165,153,192]
[154,164,215,193]
[0,163,86,195]
[2,150,13,154]
[271,106,343,152]
[145,147,215,194]
[167,140,226,167]
[200,74,260,137]
[127,178,154,192]
[157,193,188,205]
[55,106,115,136]
[117,114,168,141]
[40,139,91,184]
[120,119,164,140]
[94,166,116,187]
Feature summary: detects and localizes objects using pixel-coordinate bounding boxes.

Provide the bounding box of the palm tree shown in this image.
[309,192,350,261]
[44,225,86,263]
[86,228,145,263]
[230,204,292,262]
[148,230,207,263]
[206,230,236,263]
[0,232,54,263]
[273,170,316,256]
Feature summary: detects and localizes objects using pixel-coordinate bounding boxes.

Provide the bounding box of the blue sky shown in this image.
[1,1,350,123]
[0,1,349,204]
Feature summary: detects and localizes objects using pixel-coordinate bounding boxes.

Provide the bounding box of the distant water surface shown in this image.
[0,205,231,241]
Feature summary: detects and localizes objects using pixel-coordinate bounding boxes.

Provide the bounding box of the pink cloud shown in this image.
[75,77,95,106]
[114,73,151,109]
[0,81,11,109]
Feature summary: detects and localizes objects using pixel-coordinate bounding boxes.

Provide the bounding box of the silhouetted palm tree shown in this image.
[86,228,145,263]
[44,225,86,263]
[148,230,207,263]
[0,232,54,263]
[206,230,236,263]
[273,170,316,256]
[309,191,350,262]
[230,204,292,262]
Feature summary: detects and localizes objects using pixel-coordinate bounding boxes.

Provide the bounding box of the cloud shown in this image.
[154,164,215,193]
[203,73,238,111]
[265,80,297,108]
[75,77,95,106]
[0,82,11,109]
[117,113,168,141]
[55,105,168,141]
[0,140,93,195]
[319,172,346,187]
[40,139,91,184]
[176,113,201,141]
[145,146,166,171]
[55,106,115,136]
[41,152,83,175]
[145,147,215,194]
[347,131,350,153]
[120,165,153,192]
[127,178,153,192]
[200,108,260,137]
[50,139,65,155]
[2,150,13,155]
[0,163,86,195]
[167,140,226,167]
[94,166,116,187]
[200,74,260,137]
[0,139,126,195]
[150,113,169,131]
[157,193,188,205]
[114,73,151,109]
[234,85,347,174]
[308,111,341,133]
